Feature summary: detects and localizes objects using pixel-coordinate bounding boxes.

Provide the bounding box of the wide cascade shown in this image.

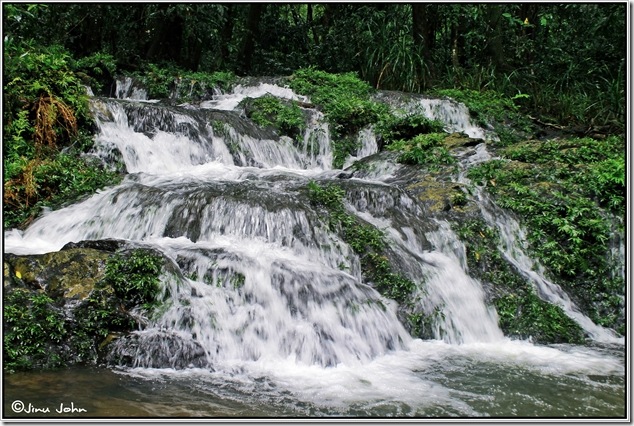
[4,79,624,415]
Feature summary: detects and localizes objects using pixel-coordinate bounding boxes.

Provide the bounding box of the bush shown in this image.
[241,94,306,141]
[3,289,67,372]
[289,68,390,167]
[104,250,164,309]
[3,41,122,229]
[387,133,455,168]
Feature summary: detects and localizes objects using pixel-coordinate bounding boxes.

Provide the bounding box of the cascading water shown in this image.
[451,139,624,344]
[3,80,624,417]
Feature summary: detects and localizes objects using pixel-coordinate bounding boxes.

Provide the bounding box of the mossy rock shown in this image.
[3,241,174,372]
[6,248,110,301]
[442,132,484,150]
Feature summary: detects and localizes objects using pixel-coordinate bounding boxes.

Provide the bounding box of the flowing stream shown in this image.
[3,81,625,418]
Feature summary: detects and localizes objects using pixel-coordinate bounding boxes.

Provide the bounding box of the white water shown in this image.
[3,82,624,416]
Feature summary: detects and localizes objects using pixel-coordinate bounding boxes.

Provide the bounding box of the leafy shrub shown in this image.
[494,292,584,344]
[138,63,236,100]
[289,68,390,167]
[3,40,122,229]
[376,113,445,144]
[4,154,121,229]
[241,94,306,141]
[104,250,164,309]
[387,133,455,168]
[4,289,67,372]
[434,88,533,145]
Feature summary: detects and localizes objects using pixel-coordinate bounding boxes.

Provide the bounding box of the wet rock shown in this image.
[62,238,128,252]
[106,331,208,369]
[6,248,110,300]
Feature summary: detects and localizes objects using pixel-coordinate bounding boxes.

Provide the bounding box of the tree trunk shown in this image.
[484,4,505,71]
[412,3,437,88]
[237,3,264,75]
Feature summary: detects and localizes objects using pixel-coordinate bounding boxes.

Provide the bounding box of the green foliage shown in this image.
[360,6,429,91]
[104,250,164,309]
[4,154,121,229]
[454,219,585,344]
[466,136,625,332]
[434,88,532,145]
[307,181,416,304]
[4,289,67,372]
[3,250,165,372]
[3,40,122,230]
[408,307,445,340]
[376,113,445,143]
[73,52,118,93]
[138,63,236,100]
[289,68,390,168]
[494,292,584,344]
[387,133,455,169]
[4,3,625,130]
[4,42,91,131]
[242,94,306,141]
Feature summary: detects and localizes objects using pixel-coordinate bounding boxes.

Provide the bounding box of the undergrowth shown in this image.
[466,136,625,333]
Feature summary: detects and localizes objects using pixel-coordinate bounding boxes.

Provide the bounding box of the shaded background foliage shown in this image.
[3,3,625,129]
[2,2,626,229]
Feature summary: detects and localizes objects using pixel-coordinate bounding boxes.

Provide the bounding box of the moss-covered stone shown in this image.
[8,249,110,300]
[3,241,172,373]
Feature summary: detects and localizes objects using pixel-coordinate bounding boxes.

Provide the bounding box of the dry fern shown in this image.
[32,93,78,150]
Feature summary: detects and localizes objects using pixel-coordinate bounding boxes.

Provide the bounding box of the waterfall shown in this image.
[475,189,623,344]
[453,141,624,344]
[3,80,624,415]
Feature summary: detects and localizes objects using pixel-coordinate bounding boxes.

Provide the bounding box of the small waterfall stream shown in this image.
[3,80,624,417]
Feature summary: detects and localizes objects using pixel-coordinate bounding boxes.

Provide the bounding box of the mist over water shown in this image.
[3,80,625,417]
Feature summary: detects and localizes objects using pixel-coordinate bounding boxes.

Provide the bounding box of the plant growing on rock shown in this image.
[241,94,306,142]
[289,68,390,168]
